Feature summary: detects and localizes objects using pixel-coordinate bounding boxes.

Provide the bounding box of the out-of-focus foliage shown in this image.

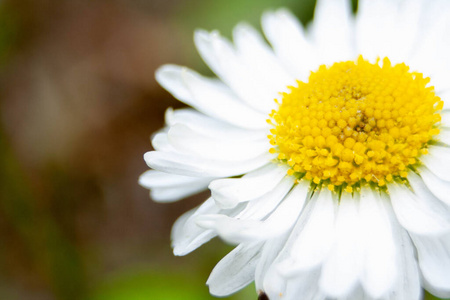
[0,2,20,66]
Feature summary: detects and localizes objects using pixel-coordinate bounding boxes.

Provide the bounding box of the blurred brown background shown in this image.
[2,1,441,300]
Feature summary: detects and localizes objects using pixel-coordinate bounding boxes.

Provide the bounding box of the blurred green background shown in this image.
[0,0,447,299]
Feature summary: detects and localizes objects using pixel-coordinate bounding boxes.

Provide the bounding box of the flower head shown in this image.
[140,0,450,299]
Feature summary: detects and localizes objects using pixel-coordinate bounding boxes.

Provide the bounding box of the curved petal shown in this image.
[440,109,450,128]
[310,0,355,64]
[442,92,450,110]
[171,198,219,256]
[209,163,288,209]
[408,1,450,93]
[255,234,289,292]
[283,268,323,300]
[261,191,318,298]
[341,285,366,300]
[151,132,174,152]
[383,197,422,300]
[421,145,450,182]
[165,107,267,141]
[319,192,361,298]
[411,233,450,298]
[148,184,207,202]
[359,188,397,299]
[264,262,322,300]
[207,242,263,297]
[234,176,296,221]
[390,230,421,300]
[139,169,208,188]
[418,166,450,207]
[139,170,212,202]
[194,30,276,113]
[167,124,269,161]
[356,0,398,61]
[437,128,450,146]
[278,189,336,274]
[144,150,273,178]
[389,181,450,236]
[261,8,318,81]
[261,262,288,300]
[408,170,450,220]
[232,23,295,96]
[198,181,308,244]
[156,65,268,129]
[356,0,423,64]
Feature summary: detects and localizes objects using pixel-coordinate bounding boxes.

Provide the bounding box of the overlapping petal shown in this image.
[139,170,212,202]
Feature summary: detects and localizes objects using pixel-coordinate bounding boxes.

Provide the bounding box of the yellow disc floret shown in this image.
[269,56,443,189]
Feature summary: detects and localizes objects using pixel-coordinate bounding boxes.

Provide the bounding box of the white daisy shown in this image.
[140,0,450,299]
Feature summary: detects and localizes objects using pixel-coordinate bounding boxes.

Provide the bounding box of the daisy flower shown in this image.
[140,0,450,299]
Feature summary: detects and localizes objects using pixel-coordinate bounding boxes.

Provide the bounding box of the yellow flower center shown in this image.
[268,56,443,192]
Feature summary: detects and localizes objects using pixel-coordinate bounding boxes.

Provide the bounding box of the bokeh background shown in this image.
[0,0,446,299]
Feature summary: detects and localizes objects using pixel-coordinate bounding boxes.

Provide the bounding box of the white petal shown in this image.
[356,0,426,65]
[155,65,192,101]
[139,169,208,188]
[149,184,208,202]
[151,132,174,152]
[265,265,322,300]
[437,128,450,146]
[254,181,309,234]
[356,0,398,61]
[440,109,450,128]
[383,199,422,300]
[194,30,276,113]
[418,166,450,206]
[421,145,450,182]
[261,9,318,81]
[390,231,421,300]
[411,233,450,298]
[209,163,288,209]
[389,181,450,236]
[156,65,268,129]
[171,198,219,256]
[359,188,397,299]
[310,0,355,64]
[261,191,317,298]
[255,234,289,292]
[387,0,423,62]
[407,170,450,221]
[442,92,450,110]
[167,123,269,161]
[285,271,323,300]
[235,176,296,221]
[144,151,272,178]
[408,2,450,93]
[199,181,308,244]
[232,23,295,97]
[207,242,263,297]
[341,285,366,300]
[165,107,267,141]
[139,170,212,202]
[279,189,336,273]
[262,262,288,300]
[200,176,295,230]
[319,193,361,298]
